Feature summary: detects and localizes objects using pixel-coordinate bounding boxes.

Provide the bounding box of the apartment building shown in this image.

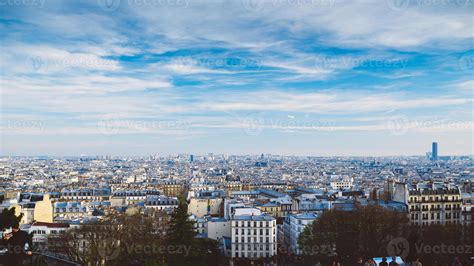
[395,182,463,226]
[230,208,277,259]
[144,195,178,210]
[282,213,318,255]
[461,192,473,225]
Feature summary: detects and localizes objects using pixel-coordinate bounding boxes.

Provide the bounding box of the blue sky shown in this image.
[0,0,473,156]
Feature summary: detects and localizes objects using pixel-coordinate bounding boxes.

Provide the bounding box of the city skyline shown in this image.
[0,140,469,158]
[1,0,473,156]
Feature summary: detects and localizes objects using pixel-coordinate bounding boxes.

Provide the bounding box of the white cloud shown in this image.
[454,80,474,92]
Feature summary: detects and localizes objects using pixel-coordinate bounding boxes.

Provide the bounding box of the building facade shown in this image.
[407,184,463,226]
[231,211,277,259]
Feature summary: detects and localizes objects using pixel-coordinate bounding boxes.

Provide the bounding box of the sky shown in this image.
[0,0,473,156]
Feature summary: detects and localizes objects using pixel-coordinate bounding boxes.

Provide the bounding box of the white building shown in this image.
[461,192,473,225]
[329,175,354,190]
[61,188,110,202]
[53,201,101,220]
[230,208,277,259]
[394,182,463,226]
[188,197,223,218]
[144,195,178,211]
[207,217,231,241]
[25,221,72,244]
[282,213,318,255]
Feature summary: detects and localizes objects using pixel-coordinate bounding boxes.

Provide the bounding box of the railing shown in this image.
[0,252,81,266]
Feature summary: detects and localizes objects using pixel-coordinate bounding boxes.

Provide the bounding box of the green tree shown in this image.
[166,196,196,248]
[165,196,226,266]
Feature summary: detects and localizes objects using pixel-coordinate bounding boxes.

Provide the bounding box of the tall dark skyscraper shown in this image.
[432,142,438,161]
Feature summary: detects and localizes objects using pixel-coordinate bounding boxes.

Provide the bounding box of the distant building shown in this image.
[144,195,178,211]
[34,194,54,223]
[24,221,72,245]
[432,142,438,161]
[188,197,223,218]
[330,175,354,190]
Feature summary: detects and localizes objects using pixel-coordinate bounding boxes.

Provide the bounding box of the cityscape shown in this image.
[0,142,472,265]
[1,0,473,266]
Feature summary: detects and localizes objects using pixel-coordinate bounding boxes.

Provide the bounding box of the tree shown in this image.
[49,211,168,265]
[165,196,226,266]
[49,197,227,266]
[0,207,23,231]
[298,205,409,265]
[408,223,472,265]
[166,195,196,248]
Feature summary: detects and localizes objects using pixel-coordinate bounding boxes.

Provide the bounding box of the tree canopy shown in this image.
[0,207,23,231]
[298,205,472,265]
